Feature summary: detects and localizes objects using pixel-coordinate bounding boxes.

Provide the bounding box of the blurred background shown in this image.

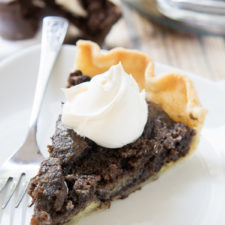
[0,0,225,81]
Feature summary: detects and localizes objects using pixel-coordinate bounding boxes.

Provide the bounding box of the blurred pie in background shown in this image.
[0,0,121,44]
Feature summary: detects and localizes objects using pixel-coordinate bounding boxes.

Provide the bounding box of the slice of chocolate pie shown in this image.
[28,41,206,225]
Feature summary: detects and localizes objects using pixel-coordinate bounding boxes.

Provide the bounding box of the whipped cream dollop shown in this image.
[55,0,87,17]
[62,63,148,148]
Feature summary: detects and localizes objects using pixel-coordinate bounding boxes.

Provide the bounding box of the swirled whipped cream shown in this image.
[62,63,148,148]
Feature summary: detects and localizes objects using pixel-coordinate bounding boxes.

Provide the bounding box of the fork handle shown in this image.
[29,17,68,132]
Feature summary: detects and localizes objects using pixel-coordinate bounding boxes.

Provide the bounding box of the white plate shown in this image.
[0,45,225,225]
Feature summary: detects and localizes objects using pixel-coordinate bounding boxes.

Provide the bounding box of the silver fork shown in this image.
[0,16,68,209]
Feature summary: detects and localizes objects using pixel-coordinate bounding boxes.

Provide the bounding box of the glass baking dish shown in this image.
[122,0,225,36]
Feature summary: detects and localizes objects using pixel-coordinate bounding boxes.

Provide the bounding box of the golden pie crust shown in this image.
[75,40,207,155]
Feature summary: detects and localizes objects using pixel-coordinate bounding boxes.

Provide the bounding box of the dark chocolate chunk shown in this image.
[66,70,91,88]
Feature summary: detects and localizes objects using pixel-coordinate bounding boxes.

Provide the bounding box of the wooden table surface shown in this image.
[105,3,225,82]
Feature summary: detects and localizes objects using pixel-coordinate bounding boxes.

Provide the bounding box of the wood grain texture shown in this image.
[105,4,225,81]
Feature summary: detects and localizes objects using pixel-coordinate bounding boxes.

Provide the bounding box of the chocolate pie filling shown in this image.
[29,71,195,225]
